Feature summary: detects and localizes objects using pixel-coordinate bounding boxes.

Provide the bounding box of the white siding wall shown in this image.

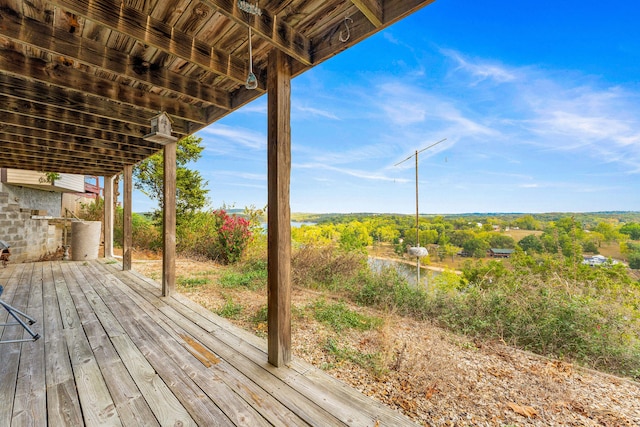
[5,169,85,192]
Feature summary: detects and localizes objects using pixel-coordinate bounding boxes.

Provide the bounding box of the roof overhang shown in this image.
[0,0,435,176]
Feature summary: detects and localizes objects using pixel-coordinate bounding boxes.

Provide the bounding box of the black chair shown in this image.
[0,285,40,344]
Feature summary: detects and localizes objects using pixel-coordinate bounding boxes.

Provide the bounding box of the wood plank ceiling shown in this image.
[0,0,434,177]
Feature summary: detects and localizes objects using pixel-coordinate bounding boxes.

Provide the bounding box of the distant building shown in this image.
[488,248,515,258]
[582,255,618,266]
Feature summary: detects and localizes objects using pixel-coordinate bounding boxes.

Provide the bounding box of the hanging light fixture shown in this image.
[245,26,258,90]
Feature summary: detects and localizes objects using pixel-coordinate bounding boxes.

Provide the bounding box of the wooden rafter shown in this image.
[0,138,151,169]
[0,99,155,138]
[200,0,312,65]
[351,0,383,27]
[294,0,435,76]
[0,10,232,108]
[47,0,267,89]
[0,49,210,125]
[0,73,195,134]
[0,110,146,142]
[0,130,156,161]
[0,112,158,149]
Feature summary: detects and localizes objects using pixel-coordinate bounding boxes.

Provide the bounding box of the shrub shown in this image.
[219,259,267,291]
[216,298,243,319]
[178,209,252,263]
[356,267,430,319]
[291,245,365,292]
[177,276,211,289]
[310,299,381,332]
[629,252,640,270]
[217,211,252,263]
[105,207,161,251]
[349,249,640,378]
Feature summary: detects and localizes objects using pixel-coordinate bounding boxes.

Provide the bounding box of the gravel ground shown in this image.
[133,258,640,427]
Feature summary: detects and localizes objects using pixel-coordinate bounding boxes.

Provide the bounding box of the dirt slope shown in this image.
[133,257,640,426]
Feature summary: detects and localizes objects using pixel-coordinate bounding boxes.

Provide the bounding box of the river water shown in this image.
[368,257,440,287]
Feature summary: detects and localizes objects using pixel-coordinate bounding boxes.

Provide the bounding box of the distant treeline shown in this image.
[292,211,640,229]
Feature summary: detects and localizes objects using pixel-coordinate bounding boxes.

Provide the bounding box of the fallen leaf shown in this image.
[425,382,438,399]
[507,402,538,418]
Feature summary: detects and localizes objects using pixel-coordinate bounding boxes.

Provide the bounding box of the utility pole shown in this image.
[395,138,447,286]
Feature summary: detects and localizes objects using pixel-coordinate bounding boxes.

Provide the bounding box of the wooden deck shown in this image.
[0,260,417,426]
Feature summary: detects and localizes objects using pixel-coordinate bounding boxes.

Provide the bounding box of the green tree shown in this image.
[133,135,208,223]
[518,234,543,254]
[620,222,640,240]
[463,237,490,258]
[581,240,599,254]
[593,221,621,243]
[629,252,640,269]
[488,233,516,249]
[440,243,462,262]
[514,214,540,230]
[449,230,475,247]
[339,221,372,253]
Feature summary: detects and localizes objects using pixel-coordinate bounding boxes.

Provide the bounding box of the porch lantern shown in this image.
[144,112,178,145]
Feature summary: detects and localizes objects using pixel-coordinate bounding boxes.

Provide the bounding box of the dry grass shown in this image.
[503,229,543,241]
[129,255,640,426]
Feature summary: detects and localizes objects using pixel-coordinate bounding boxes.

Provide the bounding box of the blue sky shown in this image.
[134,0,640,215]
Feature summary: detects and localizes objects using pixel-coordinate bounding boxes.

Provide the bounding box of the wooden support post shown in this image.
[163,141,177,297]
[103,175,114,258]
[267,49,292,367]
[123,165,133,270]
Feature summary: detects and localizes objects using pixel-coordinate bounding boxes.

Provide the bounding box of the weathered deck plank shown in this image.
[91,263,308,427]
[12,261,46,426]
[0,263,28,426]
[115,264,416,427]
[42,262,84,427]
[54,262,122,426]
[61,262,165,427]
[0,260,419,427]
[72,264,233,426]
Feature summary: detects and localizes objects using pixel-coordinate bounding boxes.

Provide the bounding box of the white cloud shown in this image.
[441,49,517,84]
[199,124,266,151]
[516,82,640,171]
[212,170,265,181]
[295,105,340,120]
[374,81,497,138]
[296,162,409,183]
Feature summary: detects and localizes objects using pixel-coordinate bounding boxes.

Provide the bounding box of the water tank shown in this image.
[71,221,102,261]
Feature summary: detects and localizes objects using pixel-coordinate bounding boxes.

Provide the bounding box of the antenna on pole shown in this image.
[395,138,447,286]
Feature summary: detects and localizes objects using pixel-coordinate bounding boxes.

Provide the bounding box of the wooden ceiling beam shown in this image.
[0,133,155,164]
[0,10,231,109]
[0,143,127,175]
[0,110,158,145]
[47,0,267,89]
[383,0,436,25]
[0,97,157,139]
[351,0,383,27]
[0,132,153,163]
[200,0,312,65]
[0,74,194,135]
[0,156,124,176]
[0,128,155,161]
[294,0,435,75]
[0,49,210,125]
